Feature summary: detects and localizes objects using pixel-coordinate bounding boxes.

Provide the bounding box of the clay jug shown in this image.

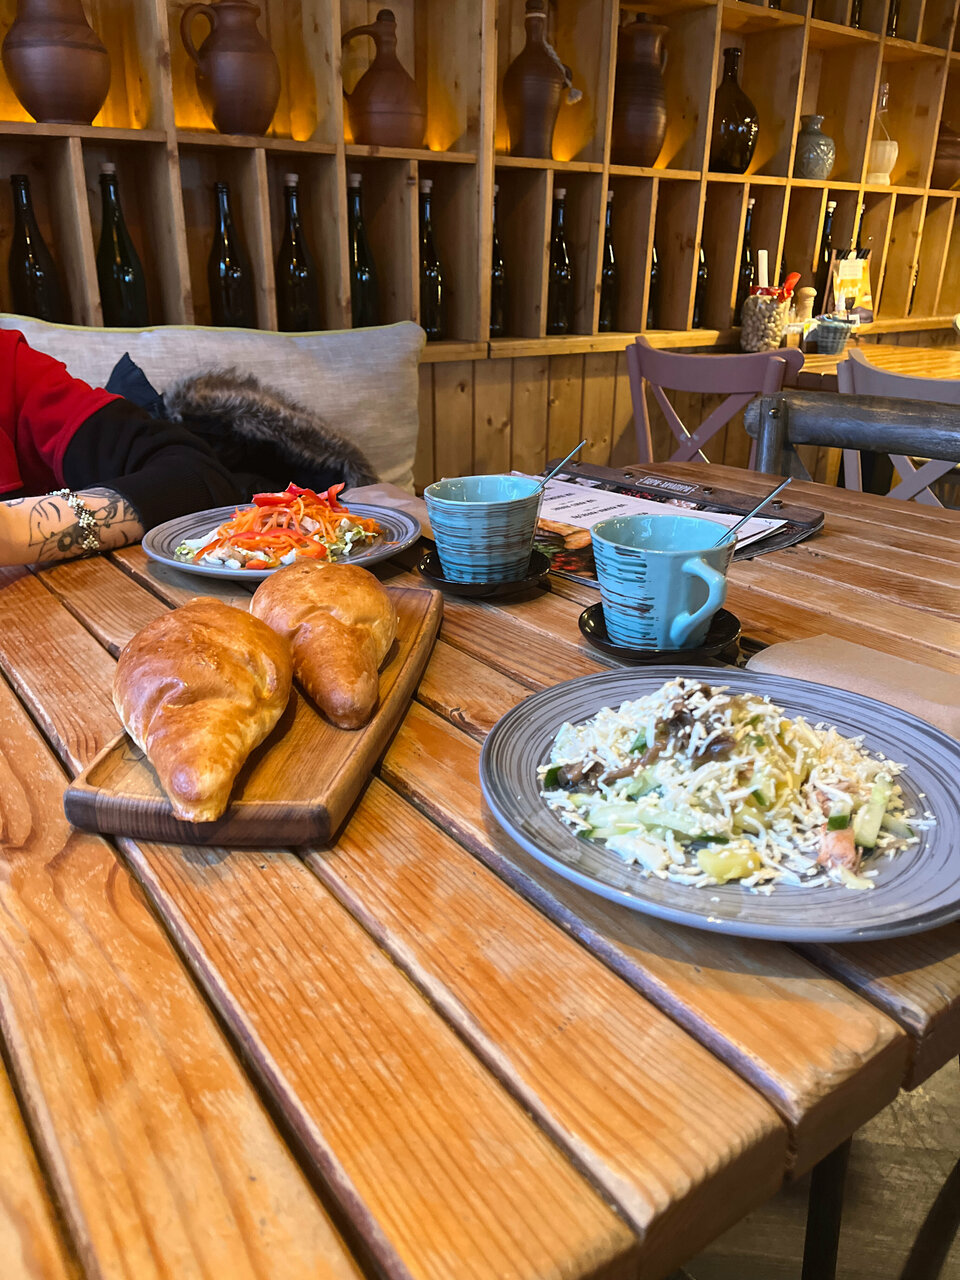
[341,9,423,148]
[502,0,581,159]
[181,0,280,136]
[2,0,110,125]
[611,17,667,168]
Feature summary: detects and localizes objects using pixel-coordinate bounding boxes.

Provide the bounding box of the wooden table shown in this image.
[797,342,960,391]
[2,463,959,1280]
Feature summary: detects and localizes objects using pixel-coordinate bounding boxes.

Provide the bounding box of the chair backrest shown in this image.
[835,348,960,503]
[626,336,804,465]
[745,390,960,496]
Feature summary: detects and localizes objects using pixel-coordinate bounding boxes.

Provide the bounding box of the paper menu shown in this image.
[533,476,786,549]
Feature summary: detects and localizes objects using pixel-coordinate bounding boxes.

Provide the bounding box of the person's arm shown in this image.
[0,487,144,566]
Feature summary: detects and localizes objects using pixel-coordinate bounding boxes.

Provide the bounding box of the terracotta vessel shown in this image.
[341,8,424,149]
[611,16,668,168]
[2,0,110,125]
[502,0,580,159]
[931,123,960,191]
[181,0,280,137]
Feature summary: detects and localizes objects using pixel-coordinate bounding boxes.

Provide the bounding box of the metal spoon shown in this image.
[714,476,792,546]
[536,441,586,491]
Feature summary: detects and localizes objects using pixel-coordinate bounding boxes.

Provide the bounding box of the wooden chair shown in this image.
[744,390,960,488]
[626,336,805,465]
[836,348,960,504]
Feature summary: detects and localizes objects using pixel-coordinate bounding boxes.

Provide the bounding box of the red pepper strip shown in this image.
[244,559,272,570]
[252,491,289,507]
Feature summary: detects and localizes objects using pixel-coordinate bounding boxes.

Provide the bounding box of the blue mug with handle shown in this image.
[591,514,735,650]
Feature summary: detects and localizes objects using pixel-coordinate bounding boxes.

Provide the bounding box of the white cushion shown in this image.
[0,317,425,492]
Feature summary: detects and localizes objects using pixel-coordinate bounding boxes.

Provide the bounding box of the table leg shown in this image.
[898,1156,960,1280]
[801,1137,852,1280]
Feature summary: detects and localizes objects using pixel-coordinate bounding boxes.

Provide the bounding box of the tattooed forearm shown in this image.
[0,488,145,567]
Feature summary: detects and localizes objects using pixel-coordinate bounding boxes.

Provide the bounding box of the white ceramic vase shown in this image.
[867,138,899,184]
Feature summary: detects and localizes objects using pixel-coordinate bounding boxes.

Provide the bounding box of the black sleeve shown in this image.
[61,400,244,530]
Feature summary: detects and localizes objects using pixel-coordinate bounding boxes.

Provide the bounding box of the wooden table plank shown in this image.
[0,660,365,1280]
[0,1061,77,1280]
[306,778,787,1274]
[801,346,960,383]
[11,561,641,1280]
[380,700,907,1175]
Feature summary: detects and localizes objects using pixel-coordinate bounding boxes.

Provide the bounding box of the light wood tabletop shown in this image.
[1,463,959,1280]
[797,343,960,391]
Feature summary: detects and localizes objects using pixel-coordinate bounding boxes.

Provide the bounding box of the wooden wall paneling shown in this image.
[912,195,955,313]
[563,172,605,332]
[921,0,960,45]
[546,352,585,459]
[72,0,143,129]
[551,0,616,163]
[79,139,172,324]
[432,361,476,477]
[936,63,960,185]
[296,0,345,145]
[607,175,656,332]
[657,4,721,172]
[265,152,347,329]
[935,201,960,311]
[580,350,618,463]
[608,348,636,468]
[143,143,194,324]
[415,363,436,489]
[421,160,481,340]
[473,356,514,473]
[782,183,827,294]
[855,0,895,37]
[827,184,862,250]
[859,190,897,310]
[168,0,218,131]
[800,33,882,184]
[49,137,102,326]
[476,0,499,342]
[881,50,949,187]
[510,355,550,473]
[748,180,789,287]
[701,179,747,329]
[655,178,702,329]
[494,0,525,154]
[345,157,417,323]
[133,0,179,134]
[494,165,551,337]
[810,0,853,24]
[414,0,485,152]
[720,24,806,178]
[258,0,313,141]
[897,0,928,43]
[240,147,278,328]
[880,192,926,316]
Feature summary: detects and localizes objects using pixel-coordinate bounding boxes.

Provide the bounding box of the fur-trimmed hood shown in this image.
[164,368,378,494]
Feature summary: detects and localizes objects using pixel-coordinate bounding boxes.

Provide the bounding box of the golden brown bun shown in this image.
[251,561,397,729]
[113,597,293,823]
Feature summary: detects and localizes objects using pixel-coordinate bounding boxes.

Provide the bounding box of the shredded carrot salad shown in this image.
[175,483,383,571]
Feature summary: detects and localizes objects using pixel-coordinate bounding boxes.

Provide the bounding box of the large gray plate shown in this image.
[480,666,960,942]
[143,502,420,581]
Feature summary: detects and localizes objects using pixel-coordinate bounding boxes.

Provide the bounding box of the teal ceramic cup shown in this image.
[424,474,543,583]
[591,514,736,650]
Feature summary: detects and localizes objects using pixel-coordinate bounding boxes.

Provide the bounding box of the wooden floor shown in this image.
[689,1058,960,1279]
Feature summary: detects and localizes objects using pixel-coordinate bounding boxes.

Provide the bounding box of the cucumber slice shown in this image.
[852,780,892,849]
[827,814,850,831]
[880,812,915,840]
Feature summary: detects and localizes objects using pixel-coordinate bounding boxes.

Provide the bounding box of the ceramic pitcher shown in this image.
[2,0,110,125]
[341,8,424,149]
[181,0,281,136]
[611,16,668,168]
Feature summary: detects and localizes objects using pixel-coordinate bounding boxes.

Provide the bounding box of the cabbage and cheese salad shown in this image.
[538,677,931,893]
[175,482,382,571]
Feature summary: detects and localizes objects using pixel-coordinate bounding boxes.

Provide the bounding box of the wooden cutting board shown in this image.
[63,586,442,847]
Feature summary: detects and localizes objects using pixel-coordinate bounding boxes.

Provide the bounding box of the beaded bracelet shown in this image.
[48,488,100,554]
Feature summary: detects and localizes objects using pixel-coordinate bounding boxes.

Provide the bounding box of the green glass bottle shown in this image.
[546,186,573,335]
[347,173,380,327]
[208,181,256,328]
[490,183,505,339]
[97,163,149,327]
[8,174,66,323]
[419,178,445,341]
[598,190,619,333]
[276,173,322,332]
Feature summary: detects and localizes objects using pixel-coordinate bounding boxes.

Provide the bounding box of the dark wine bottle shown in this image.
[546,186,573,335]
[598,189,619,333]
[208,181,256,329]
[97,163,149,327]
[734,195,755,325]
[276,173,322,332]
[347,172,379,328]
[692,244,708,328]
[647,243,659,329]
[490,183,505,339]
[886,0,900,37]
[849,0,863,28]
[710,48,759,175]
[419,179,445,341]
[8,174,66,323]
[813,198,837,312]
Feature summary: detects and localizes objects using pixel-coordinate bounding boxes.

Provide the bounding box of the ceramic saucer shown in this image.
[578,604,741,664]
[418,548,551,598]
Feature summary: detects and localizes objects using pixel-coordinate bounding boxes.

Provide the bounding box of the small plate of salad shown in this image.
[142,483,421,581]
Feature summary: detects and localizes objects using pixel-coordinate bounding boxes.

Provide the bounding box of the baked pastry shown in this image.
[251,561,397,729]
[114,598,293,823]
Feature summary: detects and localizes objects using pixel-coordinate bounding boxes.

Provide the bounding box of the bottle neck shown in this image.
[604,201,613,232]
[348,188,363,222]
[216,189,233,231]
[723,50,741,83]
[100,176,122,225]
[525,12,547,46]
[421,194,432,227]
[11,180,34,224]
[553,200,565,232]
[743,208,753,240]
[285,187,301,232]
[823,211,834,242]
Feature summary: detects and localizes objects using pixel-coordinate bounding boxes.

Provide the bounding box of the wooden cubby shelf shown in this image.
[0,0,953,343]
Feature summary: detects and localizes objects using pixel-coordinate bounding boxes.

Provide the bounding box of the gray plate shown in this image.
[479,666,960,942]
[143,502,420,582]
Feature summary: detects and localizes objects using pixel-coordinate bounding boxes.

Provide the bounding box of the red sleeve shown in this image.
[6,330,120,492]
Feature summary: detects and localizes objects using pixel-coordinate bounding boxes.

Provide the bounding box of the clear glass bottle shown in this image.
[419,178,445,341]
[546,185,573,335]
[275,173,322,332]
[347,172,379,327]
[208,181,256,329]
[813,199,837,313]
[8,174,66,323]
[709,47,759,175]
[646,243,659,329]
[97,163,149,327]
[692,244,708,328]
[598,190,619,333]
[734,196,755,326]
[490,183,505,339]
